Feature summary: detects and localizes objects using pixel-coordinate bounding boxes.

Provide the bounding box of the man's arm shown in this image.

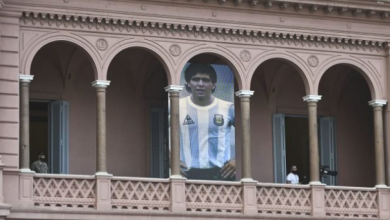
[286,174,292,184]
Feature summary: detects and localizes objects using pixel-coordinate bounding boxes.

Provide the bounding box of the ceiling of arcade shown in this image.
[1,0,388,99]
[31,42,168,100]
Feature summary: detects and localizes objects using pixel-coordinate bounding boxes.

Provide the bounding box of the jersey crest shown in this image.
[213,114,224,126]
[183,114,195,125]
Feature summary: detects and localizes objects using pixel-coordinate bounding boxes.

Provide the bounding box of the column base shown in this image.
[309,181,324,186]
[242,179,258,215]
[0,203,11,219]
[19,168,34,173]
[169,175,186,180]
[170,177,186,213]
[95,172,112,176]
[311,184,326,217]
[241,178,255,182]
[375,184,388,188]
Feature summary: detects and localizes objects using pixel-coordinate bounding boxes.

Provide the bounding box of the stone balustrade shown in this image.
[6,172,390,219]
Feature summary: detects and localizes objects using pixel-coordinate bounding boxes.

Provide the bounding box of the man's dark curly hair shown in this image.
[184,63,217,93]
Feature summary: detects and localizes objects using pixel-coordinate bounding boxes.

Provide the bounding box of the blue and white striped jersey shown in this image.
[179,96,235,169]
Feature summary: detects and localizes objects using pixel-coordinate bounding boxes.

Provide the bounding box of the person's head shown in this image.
[38,152,45,160]
[184,63,217,101]
[290,165,297,174]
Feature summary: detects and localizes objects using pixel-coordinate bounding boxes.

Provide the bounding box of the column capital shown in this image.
[235,90,254,98]
[19,75,34,83]
[303,95,322,102]
[369,100,387,107]
[165,85,183,93]
[92,80,111,88]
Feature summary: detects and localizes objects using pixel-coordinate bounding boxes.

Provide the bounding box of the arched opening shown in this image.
[178,53,240,180]
[318,64,374,187]
[106,48,169,177]
[30,41,97,174]
[250,59,309,184]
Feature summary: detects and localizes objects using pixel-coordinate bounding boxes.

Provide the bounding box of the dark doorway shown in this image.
[149,106,169,178]
[285,116,310,184]
[30,102,50,171]
[30,100,69,174]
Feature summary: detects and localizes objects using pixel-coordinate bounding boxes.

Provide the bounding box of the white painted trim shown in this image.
[375,184,389,188]
[91,80,111,88]
[165,85,183,92]
[19,75,34,82]
[303,95,322,102]
[95,172,113,176]
[368,100,387,107]
[169,175,186,180]
[241,178,256,183]
[235,90,254,98]
[20,168,35,173]
[309,181,325,186]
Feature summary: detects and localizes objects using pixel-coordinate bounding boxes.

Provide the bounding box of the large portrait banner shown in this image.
[178,63,236,181]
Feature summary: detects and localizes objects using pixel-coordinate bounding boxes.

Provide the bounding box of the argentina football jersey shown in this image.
[180,96,234,170]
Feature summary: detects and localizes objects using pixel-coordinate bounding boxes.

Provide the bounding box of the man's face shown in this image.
[187,73,215,100]
[292,166,297,172]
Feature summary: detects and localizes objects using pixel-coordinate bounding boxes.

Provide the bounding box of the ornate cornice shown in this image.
[211,0,390,19]
[21,11,386,53]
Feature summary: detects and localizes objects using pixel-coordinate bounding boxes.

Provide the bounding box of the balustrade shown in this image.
[9,173,390,219]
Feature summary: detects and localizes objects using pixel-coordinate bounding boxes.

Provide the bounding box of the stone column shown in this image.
[369,100,387,187]
[303,95,322,184]
[19,75,34,172]
[165,85,183,178]
[236,90,254,180]
[92,80,111,175]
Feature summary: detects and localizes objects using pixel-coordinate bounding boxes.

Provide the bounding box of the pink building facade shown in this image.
[1,0,390,219]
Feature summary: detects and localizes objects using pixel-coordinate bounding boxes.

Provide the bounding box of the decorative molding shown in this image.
[91,80,110,88]
[240,50,251,62]
[95,38,108,51]
[225,0,390,19]
[20,12,386,54]
[169,44,181,57]
[368,99,387,107]
[235,90,254,98]
[307,55,319,67]
[19,74,34,82]
[303,95,322,102]
[165,85,183,92]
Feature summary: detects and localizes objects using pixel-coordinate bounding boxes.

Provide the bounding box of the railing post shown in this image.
[311,183,326,217]
[18,171,34,208]
[242,180,258,215]
[377,186,390,219]
[170,177,186,213]
[95,174,112,210]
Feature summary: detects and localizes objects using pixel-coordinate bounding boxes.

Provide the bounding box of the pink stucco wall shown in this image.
[250,61,375,186]
[27,42,376,186]
[0,16,20,171]
[30,43,170,177]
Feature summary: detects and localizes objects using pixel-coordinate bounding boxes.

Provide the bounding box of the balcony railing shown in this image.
[324,186,379,218]
[6,172,390,219]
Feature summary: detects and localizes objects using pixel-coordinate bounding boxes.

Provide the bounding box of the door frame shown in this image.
[272,113,337,185]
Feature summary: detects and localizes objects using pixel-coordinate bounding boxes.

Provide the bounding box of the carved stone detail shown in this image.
[20,12,385,54]
[240,50,251,62]
[308,55,319,67]
[169,44,181,57]
[96,38,108,51]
